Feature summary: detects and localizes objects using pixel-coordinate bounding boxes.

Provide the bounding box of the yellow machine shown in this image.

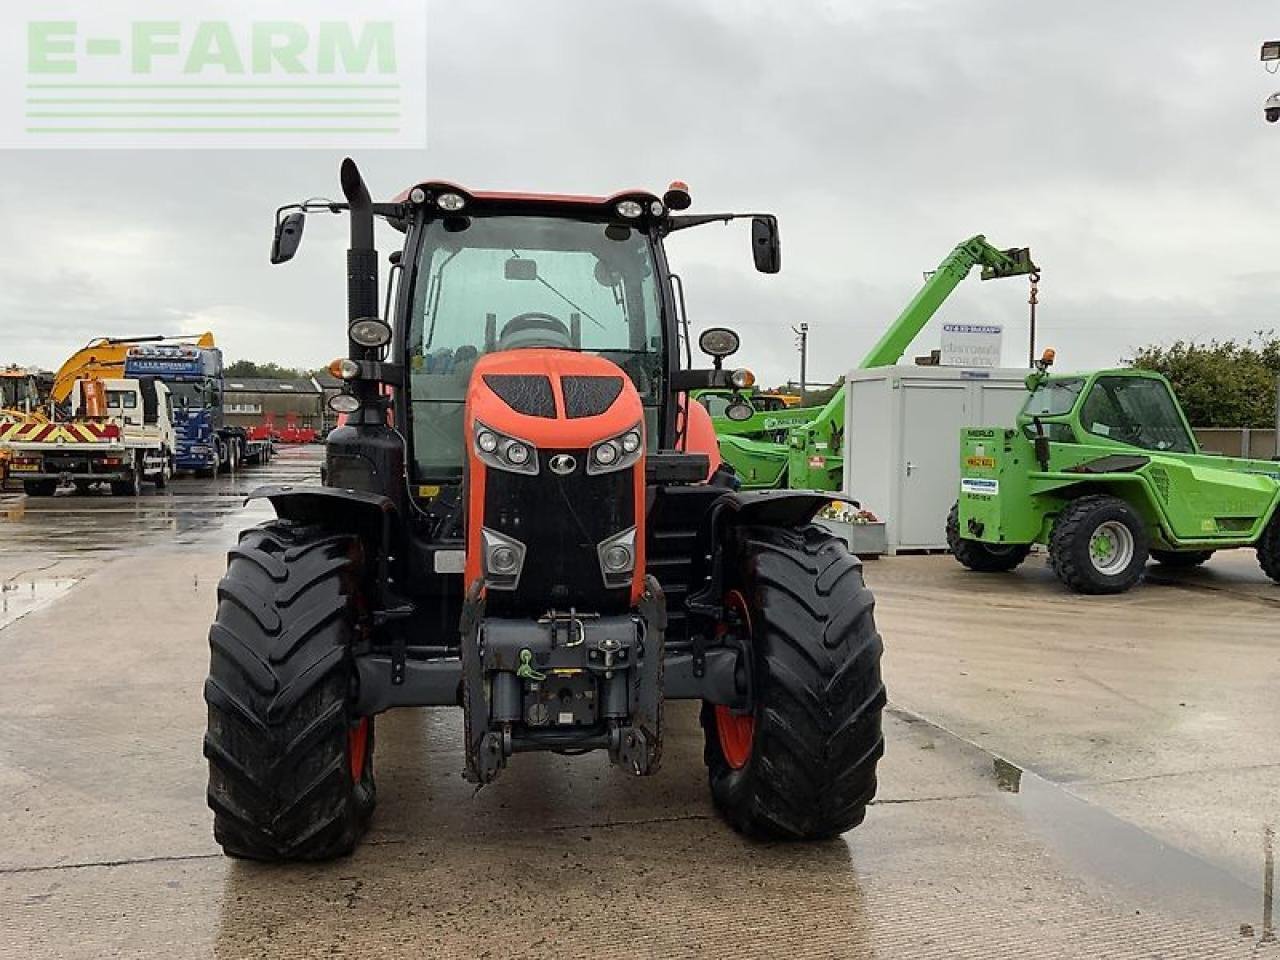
[0,367,49,485]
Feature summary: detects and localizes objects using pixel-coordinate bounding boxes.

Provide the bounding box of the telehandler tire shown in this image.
[946,503,1031,572]
[1150,549,1214,568]
[203,521,375,861]
[701,523,884,840]
[1257,514,1280,583]
[1049,494,1149,594]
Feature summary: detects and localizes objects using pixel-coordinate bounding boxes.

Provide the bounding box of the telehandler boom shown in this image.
[720,235,1036,490]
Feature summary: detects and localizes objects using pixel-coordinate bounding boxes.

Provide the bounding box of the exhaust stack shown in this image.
[340,157,379,329]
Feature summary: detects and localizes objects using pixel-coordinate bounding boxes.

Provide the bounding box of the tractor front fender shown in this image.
[247,484,398,553]
[706,488,839,530]
[685,489,844,624]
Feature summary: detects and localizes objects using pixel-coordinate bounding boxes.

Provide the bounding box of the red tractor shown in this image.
[203,160,885,859]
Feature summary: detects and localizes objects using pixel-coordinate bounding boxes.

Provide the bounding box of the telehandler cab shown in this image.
[203,160,885,860]
[949,351,1280,594]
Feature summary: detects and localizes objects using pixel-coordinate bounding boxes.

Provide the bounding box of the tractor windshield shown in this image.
[406,215,664,478]
[1079,375,1196,453]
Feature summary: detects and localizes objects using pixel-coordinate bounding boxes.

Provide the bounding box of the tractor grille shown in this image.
[483,450,634,615]
[482,374,556,419]
[562,376,624,419]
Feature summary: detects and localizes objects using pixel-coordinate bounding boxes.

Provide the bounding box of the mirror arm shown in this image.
[663,212,774,234]
[670,369,738,392]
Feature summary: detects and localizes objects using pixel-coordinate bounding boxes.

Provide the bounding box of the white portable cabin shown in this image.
[843,365,1031,553]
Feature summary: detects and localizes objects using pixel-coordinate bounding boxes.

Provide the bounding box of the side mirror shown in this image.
[751,216,780,274]
[725,399,754,422]
[271,211,306,264]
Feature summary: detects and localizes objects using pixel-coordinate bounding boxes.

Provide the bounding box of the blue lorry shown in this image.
[122,343,272,476]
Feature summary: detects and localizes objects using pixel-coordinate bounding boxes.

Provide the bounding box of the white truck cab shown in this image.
[2,377,176,496]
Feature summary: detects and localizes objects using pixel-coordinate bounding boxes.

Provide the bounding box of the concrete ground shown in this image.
[1,445,1276,958]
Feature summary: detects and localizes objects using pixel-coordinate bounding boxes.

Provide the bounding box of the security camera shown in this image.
[1267,92,1280,123]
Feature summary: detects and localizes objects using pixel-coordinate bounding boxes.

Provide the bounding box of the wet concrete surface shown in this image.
[2,445,1277,957]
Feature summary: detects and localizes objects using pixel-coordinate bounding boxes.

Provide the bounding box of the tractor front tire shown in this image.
[946,503,1031,573]
[1049,495,1149,594]
[702,523,885,840]
[1150,549,1214,568]
[203,521,375,861]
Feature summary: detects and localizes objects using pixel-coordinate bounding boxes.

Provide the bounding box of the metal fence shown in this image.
[1193,428,1279,459]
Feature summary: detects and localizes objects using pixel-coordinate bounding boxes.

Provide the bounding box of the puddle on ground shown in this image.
[888,706,1272,943]
[0,578,78,630]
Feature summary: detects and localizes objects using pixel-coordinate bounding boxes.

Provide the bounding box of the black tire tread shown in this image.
[946,503,1031,573]
[203,520,373,861]
[703,523,885,841]
[1049,494,1148,595]
[1258,513,1280,583]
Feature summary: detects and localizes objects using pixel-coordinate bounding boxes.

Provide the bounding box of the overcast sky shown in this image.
[2,0,1277,388]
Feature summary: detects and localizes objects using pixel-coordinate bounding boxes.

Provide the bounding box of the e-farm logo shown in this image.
[2,2,425,148]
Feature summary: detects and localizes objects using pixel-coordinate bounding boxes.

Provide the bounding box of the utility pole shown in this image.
[792,323,809,394]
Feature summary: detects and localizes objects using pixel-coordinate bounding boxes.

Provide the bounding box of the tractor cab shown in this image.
[1018,369,1198,455]
[402,200,669,480]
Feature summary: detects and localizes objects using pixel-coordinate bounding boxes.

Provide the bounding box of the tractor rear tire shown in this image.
[946,503,1032,572]
[1258,515,1280,583]
[22,479,57,497]
[203,521,375,861]
[701,523,885,840]
[1150,549,1214,568]
[1049,495,1149,594]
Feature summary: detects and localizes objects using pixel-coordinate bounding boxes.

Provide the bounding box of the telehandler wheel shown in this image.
[701,523,885,840]
[1049,495,1149,594]
[203,521,375,861]
[1150,549,1214,568]
[946,503,1031,573]
[1257,514,1280,583]
[22,479,57,497]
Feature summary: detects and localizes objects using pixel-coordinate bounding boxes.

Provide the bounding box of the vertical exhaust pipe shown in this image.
[340,157,379,331]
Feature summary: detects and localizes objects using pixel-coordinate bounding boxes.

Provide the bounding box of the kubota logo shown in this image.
[549,454,577,476]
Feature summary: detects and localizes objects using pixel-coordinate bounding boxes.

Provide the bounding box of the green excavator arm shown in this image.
[720,235,1037,490]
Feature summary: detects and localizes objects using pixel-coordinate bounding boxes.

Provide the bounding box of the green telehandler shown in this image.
[718,235,1038,490]
[949,353,1280,594]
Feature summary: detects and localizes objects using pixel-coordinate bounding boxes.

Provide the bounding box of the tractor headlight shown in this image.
[472,420,538,475]
[481,527,526,590]
[593,441,618,467]
[349,317,392,349]
[616,200,643,219]
[587,422,643,476]
[437,192,466,212]
[597,527,637,589]
[505,442,531,467]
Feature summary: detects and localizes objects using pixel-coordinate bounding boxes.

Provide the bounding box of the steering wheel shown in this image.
[497,312,573,350]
